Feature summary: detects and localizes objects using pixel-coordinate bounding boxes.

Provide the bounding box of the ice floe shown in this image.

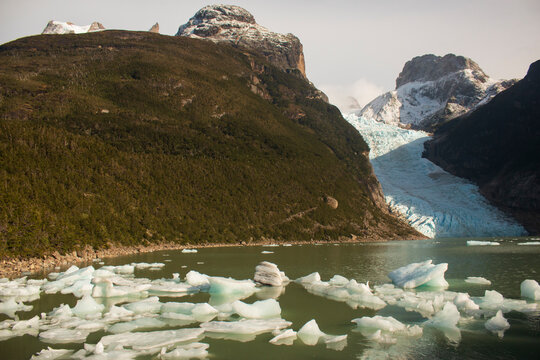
[465,277,492,285]
[388,260,449,289]
[269,328,297,345]
[485,310,510,338]
[254,261,288,286]
[201,318,291,337]
[467,240,500,246]
[517,241,540,245]
[159,342,209,359]
[232,299,281,319]
[520,279,540,300]
[182,249,198,253]
[297,319,347,349]
[99,328,204,352]
[424,303,461,342]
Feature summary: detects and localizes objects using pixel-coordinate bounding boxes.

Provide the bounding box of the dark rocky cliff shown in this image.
[424,60,540,234]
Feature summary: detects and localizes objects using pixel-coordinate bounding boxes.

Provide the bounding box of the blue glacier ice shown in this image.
[344,114,526,238]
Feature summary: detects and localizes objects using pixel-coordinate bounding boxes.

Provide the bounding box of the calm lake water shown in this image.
[1,237,539,359]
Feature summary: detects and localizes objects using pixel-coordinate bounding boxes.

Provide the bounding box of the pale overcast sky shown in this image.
[1,0,539,110]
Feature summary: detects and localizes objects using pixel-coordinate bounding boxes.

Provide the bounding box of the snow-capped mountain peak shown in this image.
[176,5,306,78]
[358,54,518,130]
[42,20,105,35]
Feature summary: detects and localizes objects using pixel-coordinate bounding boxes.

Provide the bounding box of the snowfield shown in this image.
[345,114,526,238]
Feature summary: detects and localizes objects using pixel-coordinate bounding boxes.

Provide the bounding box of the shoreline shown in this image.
[0,235,426,279]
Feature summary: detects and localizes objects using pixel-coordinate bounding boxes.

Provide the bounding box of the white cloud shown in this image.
[319,79,385,114]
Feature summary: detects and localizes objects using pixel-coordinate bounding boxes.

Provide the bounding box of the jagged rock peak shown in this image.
[396,54,487,89]
[358,53,516,130]
[42,20,105,35]
[176,4,306,78]
[149,22,160,33]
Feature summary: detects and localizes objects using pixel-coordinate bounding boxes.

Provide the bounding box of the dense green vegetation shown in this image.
[0,31,418,258]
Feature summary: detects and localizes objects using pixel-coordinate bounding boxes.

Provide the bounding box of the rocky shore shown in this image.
[0,234,426,279]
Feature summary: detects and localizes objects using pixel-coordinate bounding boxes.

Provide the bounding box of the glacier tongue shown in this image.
[344,114,526,238]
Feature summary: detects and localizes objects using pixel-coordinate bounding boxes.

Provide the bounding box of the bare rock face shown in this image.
[42,20,105,35]
[359,54,517,131]
[149,23,160,34]
[176,5,306,78]
[254,261,289,286]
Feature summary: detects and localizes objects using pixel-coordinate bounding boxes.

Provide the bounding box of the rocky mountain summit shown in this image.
[176,5,306,79]
[42,20,105,34]
[424,60,540,234]
[149,23,159,34]
[359,54,516,130]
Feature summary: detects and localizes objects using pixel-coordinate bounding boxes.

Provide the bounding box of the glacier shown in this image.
[344,114,526,238]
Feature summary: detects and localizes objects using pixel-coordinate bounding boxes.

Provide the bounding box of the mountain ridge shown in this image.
[0,30,421,259]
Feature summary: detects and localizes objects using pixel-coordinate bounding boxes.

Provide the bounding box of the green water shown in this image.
[1,237,539,359]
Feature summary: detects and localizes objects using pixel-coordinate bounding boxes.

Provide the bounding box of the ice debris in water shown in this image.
[297,319,347,350]
[424,303,461,343]
[254,261,289,286]
[0,315,40,340]
[39,328,90,344]
[520,279,540,300]
[295,273,385,310]
[465,277,492,285]
[467,240,500,246]
[160,302,218,322]
[100,328,204,352]
[72,294,105,318]
[232,299,281,319]
[517,241,540,245]
[208,276,257,296]
[388,260,449,289]
[201,318,291,336]
[30,347,74,359]
[182,249,198,253]
[185,270,210,289]
[0,298,33,318]
[269,328,297,345]
[108,317,167,334]
[485,310,510,338]
[159,342,209,359]
[352,315,422,345]
[131,262,166,270]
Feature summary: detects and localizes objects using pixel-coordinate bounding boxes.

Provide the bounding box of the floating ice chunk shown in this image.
[254,262,288,286]
[520,279,540,300]
[296,272,321,284]
[208,276,257,296]
[467,240,500,246]
[43,266,95,295]
[159,342,209,359]
[485,310,510,338]
[425,302,461,343]
[262,244,279,247]
[132,262,166,269]
[329,275,349,286]
[0,298,33,318]
[465,277,491,285]
[324,334,348,351]
[160,302,218,322]
[261,251,274,254]
[113,265,135,275]
[148,282,195,296]
[297,319,325,345]
[123,297,162,315]
[30,347,74,359]
[269,329,297,345]
[182,249,198,253]
[49,304,73,319]
[108,317,167,334]
[517,241,540,245]
[0,283,41,298]
[232,299,281,319]
[39,328,90,344]
[100,328,204,352]
[12,315,39,331]
[103,306,135,322]
[453,293,480,311]
[92,277,151,298]
[388,260,449,289]
[186,271,210,288]
[352,316,406,333]
[72,295,105,318]
[477,290,504,310]
[200,318,291,335]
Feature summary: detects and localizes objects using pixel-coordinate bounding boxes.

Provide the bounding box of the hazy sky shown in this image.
[1,0,539,110]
